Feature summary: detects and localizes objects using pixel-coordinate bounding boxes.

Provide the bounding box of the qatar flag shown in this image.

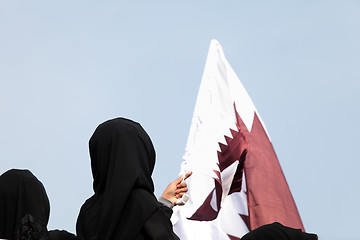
[171,40,304,239]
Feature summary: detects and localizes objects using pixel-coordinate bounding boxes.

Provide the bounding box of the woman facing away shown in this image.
[241,222,318,240]
[0,169,49,240]
[0,169,76,240]
[76,118,191,240]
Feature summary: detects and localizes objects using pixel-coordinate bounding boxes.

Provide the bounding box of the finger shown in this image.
[176,182,187,188]
[184,171,192,180]
[177,187,188,193]
[175,187,188,194]
[174,175,183,185]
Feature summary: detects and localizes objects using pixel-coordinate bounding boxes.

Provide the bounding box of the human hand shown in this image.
[161,172,192,205]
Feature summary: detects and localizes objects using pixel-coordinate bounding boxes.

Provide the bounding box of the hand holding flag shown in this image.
[162,172,192,205]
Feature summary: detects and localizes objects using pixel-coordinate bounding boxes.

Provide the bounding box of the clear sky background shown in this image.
[0,1,359,239]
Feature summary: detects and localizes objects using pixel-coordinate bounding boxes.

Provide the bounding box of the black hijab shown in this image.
[241,222,318,240]
[48,230,77,240]
[0,169,50,240]
[76,118,160,240]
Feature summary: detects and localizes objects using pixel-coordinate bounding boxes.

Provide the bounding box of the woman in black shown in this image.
[241,222,318,240]
[0,169,77,240]
[0,169,50,240]
[76,118,188,240]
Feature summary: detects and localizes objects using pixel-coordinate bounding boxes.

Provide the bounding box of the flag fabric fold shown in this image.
[171,40,304,240]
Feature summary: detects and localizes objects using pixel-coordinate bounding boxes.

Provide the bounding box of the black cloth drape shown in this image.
[76,118,178,240]
[0,169,50,240]
[241,222,317,240]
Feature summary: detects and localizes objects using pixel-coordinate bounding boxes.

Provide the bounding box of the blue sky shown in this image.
[0,1,359,239]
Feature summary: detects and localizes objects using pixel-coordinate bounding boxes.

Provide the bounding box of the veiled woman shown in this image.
[76,118,189,240]
[0,169,76,240]
[241,222,318,240]
[0,169,50,240]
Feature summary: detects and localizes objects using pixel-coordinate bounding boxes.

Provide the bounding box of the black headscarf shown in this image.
[76,118,160,240]
[241,222,318,240]
[48,230,77,240]
[0,169,50,240]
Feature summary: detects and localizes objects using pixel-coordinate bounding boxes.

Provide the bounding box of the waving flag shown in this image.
[171,40,304,239]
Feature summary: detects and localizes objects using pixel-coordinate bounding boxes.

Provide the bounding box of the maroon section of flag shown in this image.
[235,105,305,231]
[227,234,241,240]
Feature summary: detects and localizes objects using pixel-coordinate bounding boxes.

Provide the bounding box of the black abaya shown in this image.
[76,118,179,240]
[135,203,179,240]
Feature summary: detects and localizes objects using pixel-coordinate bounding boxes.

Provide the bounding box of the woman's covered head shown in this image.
[89,117,156,195]
[0,169,50,240]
